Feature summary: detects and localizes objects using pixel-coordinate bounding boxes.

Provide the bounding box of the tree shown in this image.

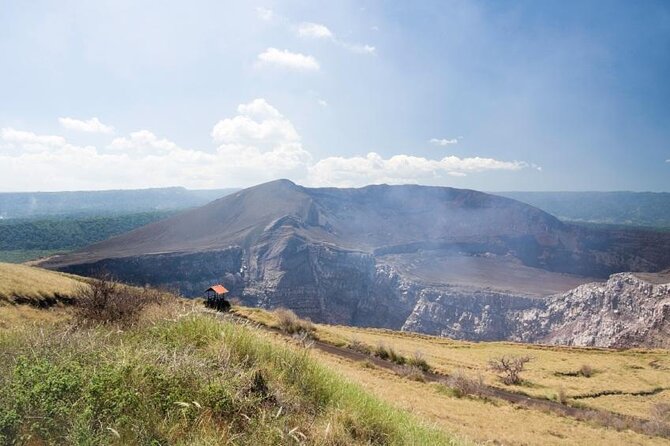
[488,355,532,385]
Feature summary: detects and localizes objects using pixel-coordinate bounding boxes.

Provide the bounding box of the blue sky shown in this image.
[1,0,668,192]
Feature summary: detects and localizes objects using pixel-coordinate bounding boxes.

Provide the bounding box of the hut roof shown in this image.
[206,284,228,295]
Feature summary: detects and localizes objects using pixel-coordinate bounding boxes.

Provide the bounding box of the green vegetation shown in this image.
[0,211,174,262]
[0,312,458,445]
[0,249,63,264]
[498,191,670,228]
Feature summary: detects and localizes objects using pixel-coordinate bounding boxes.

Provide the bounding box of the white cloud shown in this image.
[59,117,114,134]
[288,19,374,55]
[297,22,334,39]
[256,48,320,71]
[345,43,376,54]
[211,98,299,145]
[318,99,328,107]
[430,137,459,146]
[108,130,179,155]
[307,152,531,187]
[0,101,534,191]
[255,6,274,21]
[1,128,66,151]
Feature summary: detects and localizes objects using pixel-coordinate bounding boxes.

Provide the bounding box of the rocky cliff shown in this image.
[517,273,670,348]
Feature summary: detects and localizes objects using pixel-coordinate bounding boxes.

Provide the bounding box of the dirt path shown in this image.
[222,311,670,440]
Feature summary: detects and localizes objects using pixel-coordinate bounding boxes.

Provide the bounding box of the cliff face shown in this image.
[516,273,670,348]
[42,180,670,347]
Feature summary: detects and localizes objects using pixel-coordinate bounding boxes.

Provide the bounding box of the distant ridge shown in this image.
[0,187,238,218]
[497,191,670,228]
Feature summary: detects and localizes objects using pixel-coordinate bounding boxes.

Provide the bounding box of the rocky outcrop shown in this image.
[401,272,670,347]
[402,288,538,341]
[516,273,670,348]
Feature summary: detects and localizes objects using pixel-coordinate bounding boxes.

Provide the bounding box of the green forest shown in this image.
[0,211,174,262]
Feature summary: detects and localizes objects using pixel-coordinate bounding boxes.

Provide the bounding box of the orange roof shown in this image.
[206,284,228,295]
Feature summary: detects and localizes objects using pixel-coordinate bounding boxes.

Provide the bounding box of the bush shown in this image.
[273,308,315,336]
[373,343,406,365]
[396,365,426,382]
[75,275,165,326]
[446,370,485,398]
[488,355,532,385]
[348,338,372,355]
[579,364,594,378]
[407,351,430,373]
[556,386,567,404]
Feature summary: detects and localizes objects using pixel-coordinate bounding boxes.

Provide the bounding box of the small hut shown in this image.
[204,284,230,311]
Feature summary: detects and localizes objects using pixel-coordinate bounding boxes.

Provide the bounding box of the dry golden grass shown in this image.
[0,262,86,304]
[311,348,668,446]
[236,307,670,421]
[0,303,71,331]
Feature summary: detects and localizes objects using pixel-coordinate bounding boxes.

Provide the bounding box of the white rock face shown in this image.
[402,272,670,348]
[517,273,670,347]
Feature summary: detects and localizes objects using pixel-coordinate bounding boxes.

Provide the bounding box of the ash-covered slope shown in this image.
[40,180,670,344]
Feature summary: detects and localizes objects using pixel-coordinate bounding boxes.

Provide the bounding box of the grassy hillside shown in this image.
[0,262,85,304]
[0,265,460,445]
[236,307,670,444]
[3,265,668,445]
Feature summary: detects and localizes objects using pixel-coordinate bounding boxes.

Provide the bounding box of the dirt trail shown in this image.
[221,311,670,440]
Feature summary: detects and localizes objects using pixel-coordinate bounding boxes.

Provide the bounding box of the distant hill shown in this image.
[497,191,670,228]
[0,187,237,219]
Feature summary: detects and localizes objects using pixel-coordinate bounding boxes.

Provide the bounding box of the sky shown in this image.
[1,0,669,192]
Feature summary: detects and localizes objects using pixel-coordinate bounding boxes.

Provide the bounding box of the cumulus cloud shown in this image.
[0,100,535,191]
[108,130,180,155]
[1,128,67,152]
[430,137,459,146]
[307,152,530,187]
[297,22,334,39]
[211,98,299,145]
[256,48,320,71]
[59,117,114,134]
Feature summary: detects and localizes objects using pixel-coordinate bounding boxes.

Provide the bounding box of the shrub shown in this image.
[273,308,315,336]
[373,342,390,360]
[488,355,532,385]
[556,386,567,405]
[348,338,372,355]
[446,370,485,398]
[407,351,430,373]
[373,343,406,365]
[396,365,425,382]
[75,275,165,326]
[579,364,594,378]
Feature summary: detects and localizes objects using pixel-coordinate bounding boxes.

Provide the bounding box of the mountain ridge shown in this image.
[40,180,670,346]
